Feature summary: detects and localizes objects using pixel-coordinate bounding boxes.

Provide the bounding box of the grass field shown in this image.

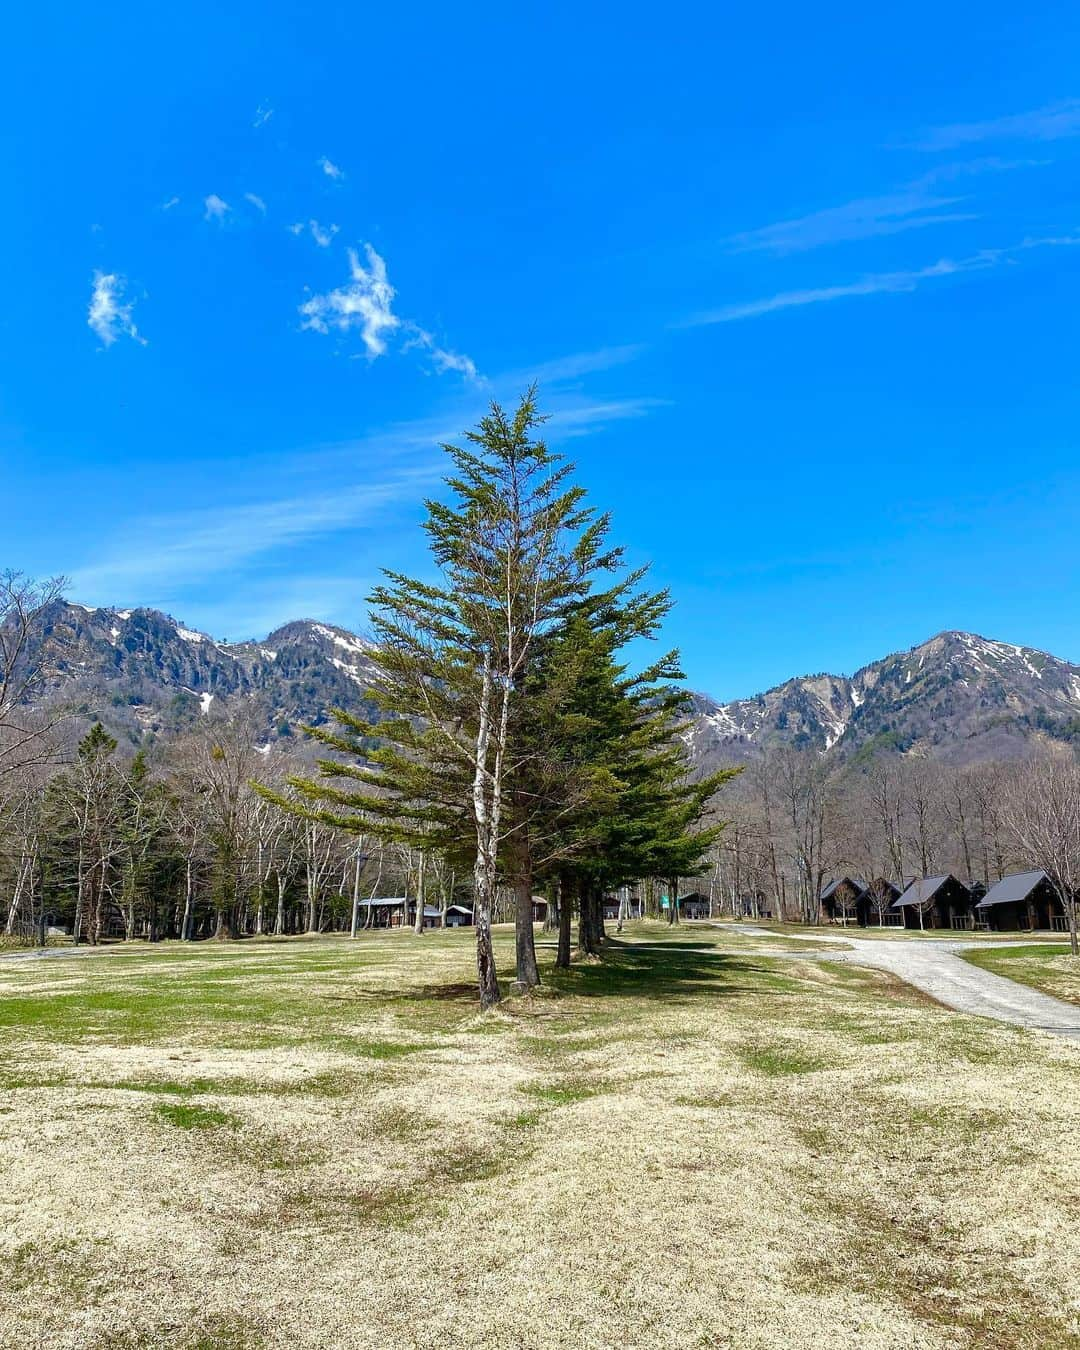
[1,922,1078,1349]
[961,943,1080,1008]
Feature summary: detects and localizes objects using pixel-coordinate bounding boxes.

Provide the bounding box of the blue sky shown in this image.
[4,2,1080,699]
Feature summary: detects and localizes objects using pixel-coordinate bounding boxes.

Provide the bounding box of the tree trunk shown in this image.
[350,850,362,938]
[73,844,85,947]
[470,657,501,1008]
[514,872,540,989]
[181,858,195,941]
[413,851,426,935]
[472,833,501,1007]
[555,876,572,969]
[578,884,602,956]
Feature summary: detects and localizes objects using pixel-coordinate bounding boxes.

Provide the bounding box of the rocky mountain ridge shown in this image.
[36,602,381,753]
[25,605,1080,766]
[689,630,1080,767]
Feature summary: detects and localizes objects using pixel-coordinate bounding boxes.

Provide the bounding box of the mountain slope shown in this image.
[689,631,1080,767]
[36,602,381,752]
[24,606,1080,766]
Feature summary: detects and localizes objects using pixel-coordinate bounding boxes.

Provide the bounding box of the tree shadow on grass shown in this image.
[309,943,798,1015]
[546,939,800,1005]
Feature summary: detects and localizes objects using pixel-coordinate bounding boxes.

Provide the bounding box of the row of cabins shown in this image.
[358,896,552,929]
[821,871,1071,932]
[366,893,718,929]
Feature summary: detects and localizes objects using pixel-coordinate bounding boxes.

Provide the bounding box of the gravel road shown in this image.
[727,924,1080,1042]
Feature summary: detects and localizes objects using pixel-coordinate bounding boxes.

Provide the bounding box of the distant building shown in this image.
[444,904,473,928]
[353,897,408,928]
[677,891,712,920]
[975,871,1066,931]
[891,875,973,929]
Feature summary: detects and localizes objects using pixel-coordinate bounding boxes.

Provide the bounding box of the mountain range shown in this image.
[27,603,1080,766]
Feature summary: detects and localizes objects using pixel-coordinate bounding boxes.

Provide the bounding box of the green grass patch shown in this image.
[155,1102,241,1130]
[519,1077,601,1107]
[735,1043,827,1076]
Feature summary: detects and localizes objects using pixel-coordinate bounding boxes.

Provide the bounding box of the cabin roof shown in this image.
[820,877,868,900]
[976,870,1050,907]
[892,875,965,909]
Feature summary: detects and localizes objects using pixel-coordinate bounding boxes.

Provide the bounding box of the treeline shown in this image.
[0,713,430,944]
[708,746,1080,949]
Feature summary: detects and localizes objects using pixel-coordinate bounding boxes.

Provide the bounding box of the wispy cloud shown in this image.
[308,219,339,247]
[204,194,230,221]
[915,99,1080,151]
[300,244,399,356]
[686,234,1080,326]
[728,160,1044,255]
[728,186,976,254]
[318,155,344,180]
[544,397,667,438]
[253,102,274,129]
[403,325,483,383]
[244,192,267,213]
[67,384,664,619]
[71,468,442,597]
[88,272,146,348]
[161,196,180,211]
[500,344,647,388]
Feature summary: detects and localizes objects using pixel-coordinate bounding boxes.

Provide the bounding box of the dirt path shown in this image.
[725,925,1080,1042]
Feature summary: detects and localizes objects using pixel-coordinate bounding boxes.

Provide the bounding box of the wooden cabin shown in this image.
[891,875,973,930]
[820,877,869,925]
[863,878,903,926]
[975,871,1066,932]
[353,897,408,928]
[444,904,473,928]
[677,891,712,920]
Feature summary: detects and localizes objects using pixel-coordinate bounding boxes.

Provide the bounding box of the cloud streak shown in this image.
[88,272,145,347]
[318,156,344,180]
[686,234,1080,326]
[727,187,977,254]
[71,468,442,596]
[204,194,230,221]
[915,99,1080,151]
[403,325,482,383]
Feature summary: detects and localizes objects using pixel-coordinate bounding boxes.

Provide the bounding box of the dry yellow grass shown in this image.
[0,923,1077,1349]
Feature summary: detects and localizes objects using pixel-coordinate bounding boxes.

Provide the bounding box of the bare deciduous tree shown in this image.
[0,571,68,779]
[1003,751,1080,956]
